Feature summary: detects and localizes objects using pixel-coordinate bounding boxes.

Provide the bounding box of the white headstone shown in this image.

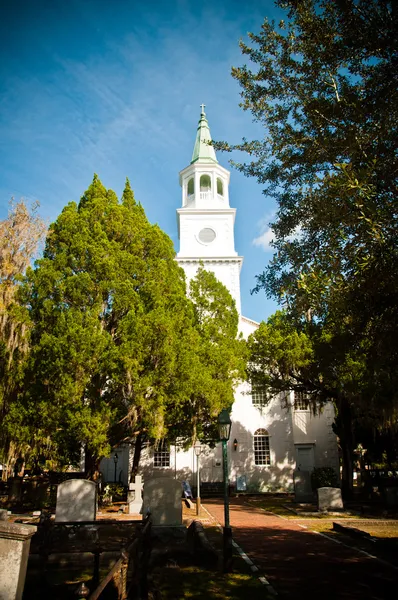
[128,475,144,514]
[293,470,313,502]
[143,478,182,526]
[317,487,343,511]
[0,521,37,600]
[55,479,97,522]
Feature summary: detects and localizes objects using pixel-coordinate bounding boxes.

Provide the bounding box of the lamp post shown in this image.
[217,409,232,572]
[113,452,119,483]
[194,440,202,516]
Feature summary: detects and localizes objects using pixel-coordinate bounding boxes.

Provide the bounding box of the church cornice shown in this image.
[176,256,243,270]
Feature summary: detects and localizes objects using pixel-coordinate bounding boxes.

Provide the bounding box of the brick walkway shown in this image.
[203,498,397,599]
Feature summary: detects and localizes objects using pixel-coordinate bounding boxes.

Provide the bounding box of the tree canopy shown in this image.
[0,200,47,476]
[221,0,398,492]
[15,176,245,477]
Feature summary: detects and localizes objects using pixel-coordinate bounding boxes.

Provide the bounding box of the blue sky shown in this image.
[0,0,282,322]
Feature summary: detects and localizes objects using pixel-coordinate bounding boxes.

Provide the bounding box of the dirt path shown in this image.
[203,498,397,599]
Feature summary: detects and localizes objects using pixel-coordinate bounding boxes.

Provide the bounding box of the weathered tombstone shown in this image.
[236,475,247,492]
[142,478,182,526]
[128,475,144,514]
[0,521,37,600]
[55,479,97,522]
[317,487,343,511]
[293,470,313,502]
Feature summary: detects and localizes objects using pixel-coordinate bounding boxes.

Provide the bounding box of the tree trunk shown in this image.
[130,433,143,481]
[84,448,100,480]
[337,396,354,499]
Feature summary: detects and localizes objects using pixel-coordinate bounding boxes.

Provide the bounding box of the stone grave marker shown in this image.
[128,475,144,514]
[142,477,182,526]
[236,475,247,492]
[317,486,343,511]
[55,479,97,522]
[293,469,313,502]
[0,521,37,600]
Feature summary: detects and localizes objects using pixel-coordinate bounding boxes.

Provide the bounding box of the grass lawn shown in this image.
[152,565,267,600]
[152,518,270,600]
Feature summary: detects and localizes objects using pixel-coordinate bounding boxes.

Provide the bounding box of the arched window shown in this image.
[187,177,194,196]
[200,174,211,191]
[153,440,170,468]
[217,178,223,196]
[254,429,270,465]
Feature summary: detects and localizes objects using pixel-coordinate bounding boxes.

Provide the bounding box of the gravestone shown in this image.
[142,477,182,526]
[317,487,343,511]
[0,521,37,600]
[128,475,144,514]
[293,470,313,502]
[55,479,97,522]
[236,475,247,492]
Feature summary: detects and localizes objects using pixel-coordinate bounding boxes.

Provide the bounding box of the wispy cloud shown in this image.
[252,212,276,251]
[253,227,275,251]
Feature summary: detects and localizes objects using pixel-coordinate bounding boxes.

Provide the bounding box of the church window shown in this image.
[217,178,223,195]
[200,174,211,191]
[254,429,271,466]
[198,227,216,244]
[251,385,267,409]
[187,177,194,196]
[294,391,310,411]
[153,440,170,468]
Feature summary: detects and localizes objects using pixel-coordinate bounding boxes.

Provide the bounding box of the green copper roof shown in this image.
[191,104,218,164]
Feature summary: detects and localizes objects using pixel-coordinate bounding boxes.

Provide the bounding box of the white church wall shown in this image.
[292,399,339,475]
[177,211,237,257]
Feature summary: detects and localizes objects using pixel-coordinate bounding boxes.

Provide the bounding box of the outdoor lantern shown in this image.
[233,438,238,451]
[194,439,202,457]
[217,409,232,441]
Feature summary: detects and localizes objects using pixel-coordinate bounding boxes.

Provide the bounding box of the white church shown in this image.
[100,108,339,493]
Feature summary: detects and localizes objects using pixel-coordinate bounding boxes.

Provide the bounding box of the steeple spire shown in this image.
[191,104,218,164]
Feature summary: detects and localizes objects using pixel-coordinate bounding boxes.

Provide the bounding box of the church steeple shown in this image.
[176,106,243,314]
[191,104,218,164]
[179,105,230,210]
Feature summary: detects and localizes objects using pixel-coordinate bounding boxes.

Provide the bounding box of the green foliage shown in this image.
[175,267,247,444]
[21,175,195,468]
[16,176,246,472]
[0,200,46,472]
[101,483,126,504]
[311,467,339,490]
[221,0,398,492]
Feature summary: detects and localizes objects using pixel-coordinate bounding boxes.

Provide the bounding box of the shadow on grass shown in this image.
[152,564,266,600]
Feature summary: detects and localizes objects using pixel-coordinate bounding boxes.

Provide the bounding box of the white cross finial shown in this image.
[200,103,206,115]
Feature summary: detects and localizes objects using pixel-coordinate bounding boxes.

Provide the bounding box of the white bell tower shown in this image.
[176,106,243,313]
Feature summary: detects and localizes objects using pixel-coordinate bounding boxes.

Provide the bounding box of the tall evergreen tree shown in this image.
[22,177,247,477]
[24,176,193,475]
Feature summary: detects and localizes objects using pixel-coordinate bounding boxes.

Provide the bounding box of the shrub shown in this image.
[311,467,339,490]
